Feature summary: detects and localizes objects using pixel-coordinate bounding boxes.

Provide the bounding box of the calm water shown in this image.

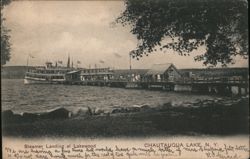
[2,79,216,113]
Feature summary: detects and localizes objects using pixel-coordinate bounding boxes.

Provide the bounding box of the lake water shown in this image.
[2,79,217,114]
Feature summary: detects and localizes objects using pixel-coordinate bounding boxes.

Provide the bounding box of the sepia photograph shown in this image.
[1,0,249,158]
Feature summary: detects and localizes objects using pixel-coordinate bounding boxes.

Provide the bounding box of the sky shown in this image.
[3,1,248,69]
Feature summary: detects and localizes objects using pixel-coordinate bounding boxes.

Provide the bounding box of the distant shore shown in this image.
[2,96,249,137]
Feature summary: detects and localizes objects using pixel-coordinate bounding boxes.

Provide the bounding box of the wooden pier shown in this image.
[59,63,248,96]
[66,78,249,96]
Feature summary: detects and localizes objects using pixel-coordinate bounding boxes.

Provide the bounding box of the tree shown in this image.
[117,0,248,66]
[1,0,12,66]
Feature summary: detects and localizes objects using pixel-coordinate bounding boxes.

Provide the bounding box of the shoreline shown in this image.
[2,96,249,137]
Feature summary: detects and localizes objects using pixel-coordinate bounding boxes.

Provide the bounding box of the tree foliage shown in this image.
[1,26,11,66]
[117,0,248,66]
[1,0,12,66]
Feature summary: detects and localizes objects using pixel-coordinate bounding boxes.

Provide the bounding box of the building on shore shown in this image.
[179,67,249,82]
[144,63,181,82]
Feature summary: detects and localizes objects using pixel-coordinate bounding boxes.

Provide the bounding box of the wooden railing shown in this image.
[79,77,248,85]
[175,77,249,84]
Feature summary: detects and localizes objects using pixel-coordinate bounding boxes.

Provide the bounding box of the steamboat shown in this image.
[24,61,81,84]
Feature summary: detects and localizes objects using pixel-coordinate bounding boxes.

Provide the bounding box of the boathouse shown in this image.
[144,63,181,82]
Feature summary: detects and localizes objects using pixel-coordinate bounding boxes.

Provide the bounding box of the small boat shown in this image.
[24,62,81,84]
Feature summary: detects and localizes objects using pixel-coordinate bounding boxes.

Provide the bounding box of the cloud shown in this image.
[99,60,105,63]
[3,1,248,68]
[113,52,122,58]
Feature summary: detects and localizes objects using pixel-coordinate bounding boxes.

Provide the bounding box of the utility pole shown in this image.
[129,52,132,70]
[129,53,132,82]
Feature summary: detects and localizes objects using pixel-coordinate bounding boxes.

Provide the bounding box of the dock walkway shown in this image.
[67,78,249,95]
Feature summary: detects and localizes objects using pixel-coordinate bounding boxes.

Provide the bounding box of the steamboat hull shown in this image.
[24,77,65,84]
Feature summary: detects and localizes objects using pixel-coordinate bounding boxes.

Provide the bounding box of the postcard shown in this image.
[1,0,249,158]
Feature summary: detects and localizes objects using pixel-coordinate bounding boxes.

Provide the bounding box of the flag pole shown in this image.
[26,54,30,73]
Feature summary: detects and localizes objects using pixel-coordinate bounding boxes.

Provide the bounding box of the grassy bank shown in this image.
[2,97,249,137]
